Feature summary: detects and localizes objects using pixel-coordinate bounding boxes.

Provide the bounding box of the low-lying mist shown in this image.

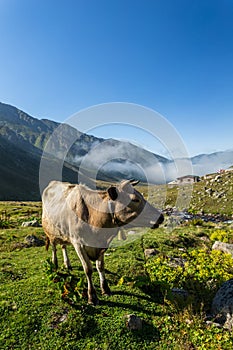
[68,140,233,184]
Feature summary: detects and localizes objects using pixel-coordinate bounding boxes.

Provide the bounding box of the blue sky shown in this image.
[0,0,233,156]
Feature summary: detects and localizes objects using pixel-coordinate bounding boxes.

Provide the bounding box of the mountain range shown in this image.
[0,102,232,200]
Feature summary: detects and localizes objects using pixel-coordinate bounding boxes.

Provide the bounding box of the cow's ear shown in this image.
[107,186,118,201]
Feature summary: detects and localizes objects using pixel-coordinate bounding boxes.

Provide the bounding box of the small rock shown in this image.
[144,248,159,257]
[167,256,186,268]
[125,314,143,330]
[206,320,223,328]
[214,175,222,181]
[212,241,233,257]
[127,230,136,235]
[206,188,214,196]
[25,235,45,247]
[22,220,40,227]
[171,288,189,299]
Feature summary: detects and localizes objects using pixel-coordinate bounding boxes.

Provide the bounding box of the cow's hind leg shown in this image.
[73,243,99,305]
[51,242,58,269]
[96,254,111,296]
[61,245,72,270]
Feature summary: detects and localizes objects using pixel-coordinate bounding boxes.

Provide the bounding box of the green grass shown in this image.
[1,200,233,349]
[0,201,42,228]
[143,170,233,217]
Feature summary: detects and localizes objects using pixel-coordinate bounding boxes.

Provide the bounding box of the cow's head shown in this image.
[107,179,164,229]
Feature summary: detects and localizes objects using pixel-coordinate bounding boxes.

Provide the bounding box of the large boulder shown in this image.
[211,279,233,330]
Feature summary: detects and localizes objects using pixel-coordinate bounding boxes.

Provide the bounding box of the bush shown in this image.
[210,229,233,243]
[43,258,85,304]
[189,218,205,226]
[146,249,233,304]
[0,219,10,228]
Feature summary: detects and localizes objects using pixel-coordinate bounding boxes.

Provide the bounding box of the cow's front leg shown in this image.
[61,245,72,270]
[96,253,111,296]
[73,243,99,305]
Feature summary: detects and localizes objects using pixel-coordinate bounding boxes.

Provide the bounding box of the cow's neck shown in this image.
[107,200,125,227]
[80,187,114,228]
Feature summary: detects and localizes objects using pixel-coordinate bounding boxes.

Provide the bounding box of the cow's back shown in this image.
[42,181,80,243]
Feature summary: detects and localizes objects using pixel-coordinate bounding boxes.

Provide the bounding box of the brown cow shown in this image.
[42,179,164,305]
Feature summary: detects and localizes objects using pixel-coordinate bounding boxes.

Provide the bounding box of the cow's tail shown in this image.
[45,236,50,251]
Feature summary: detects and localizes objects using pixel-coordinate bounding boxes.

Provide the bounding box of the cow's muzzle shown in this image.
[150,214,164,229]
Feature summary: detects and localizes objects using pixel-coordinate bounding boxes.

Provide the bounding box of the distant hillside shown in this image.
[191,150,233,176]
[0,130,87,200]
[0,102,101,156]
[0,101,232,200]
[189,170,233,215]
[0,102,101,199]
[0,102,169,199]
[161,169,233,216]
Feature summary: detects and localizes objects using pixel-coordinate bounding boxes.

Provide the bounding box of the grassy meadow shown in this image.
[1,178,233,349]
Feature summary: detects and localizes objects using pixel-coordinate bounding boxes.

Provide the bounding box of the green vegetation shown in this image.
[143,170,233,218]
[147,249,233,304]
[0,201,41,228]
[210,229,233,243]
[1,201,233,349]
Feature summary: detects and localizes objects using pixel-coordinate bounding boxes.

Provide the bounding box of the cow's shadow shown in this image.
[71,265,165,312]
[110,288,164,307]
[78,297,161,342]
[62,267,162,342]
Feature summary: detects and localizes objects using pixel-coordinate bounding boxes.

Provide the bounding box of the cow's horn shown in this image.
[120,179,140,187]
[130,179,140,186]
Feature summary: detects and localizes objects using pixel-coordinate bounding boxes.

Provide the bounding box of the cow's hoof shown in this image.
[88,295,99,306]
[101,282,111,296]
[102,289,112,297]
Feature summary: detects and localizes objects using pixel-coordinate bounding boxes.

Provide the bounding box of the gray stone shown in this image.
[206,320,223,328]
[21,219,40,227]
[125,314,143,330]
[212,241,233,257]
[25,235,45,247]
[214,175,222,181]
[206,188,214,196]
[144,248,159,257]
[211,279,233,330]
[127,230,136,235]
[171,288,189,299]
[167,256,186,268]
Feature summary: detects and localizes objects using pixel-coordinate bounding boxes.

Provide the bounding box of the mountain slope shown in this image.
[0,101,232,200]
[0,136,41,200]
[0,102,101,155]
[0,102,170,200]
[191,150,233,176]
[0,132,86,200]
[0,102,105,199]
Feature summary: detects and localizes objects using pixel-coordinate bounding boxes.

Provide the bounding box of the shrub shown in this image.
[189,218,205,226]
[210,229,233,243]
[43,258,85,304]
[146,249,233,304]
[0,219,11,228]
